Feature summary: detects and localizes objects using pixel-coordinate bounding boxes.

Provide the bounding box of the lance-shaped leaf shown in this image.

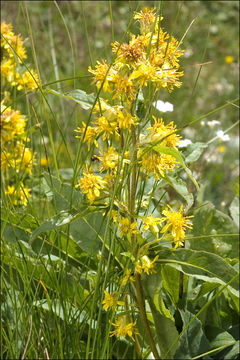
[45,88,95,110]
[157,248,239,297]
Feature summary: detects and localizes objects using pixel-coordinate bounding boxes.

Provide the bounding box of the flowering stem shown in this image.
[135,273,161,359]
[129,124,160,359]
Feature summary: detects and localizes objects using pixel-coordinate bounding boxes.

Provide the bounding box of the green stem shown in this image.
[135,273,161,360]
[129,125,160,359]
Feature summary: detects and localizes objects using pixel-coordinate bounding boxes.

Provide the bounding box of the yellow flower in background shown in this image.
[122,269,135,285]
[15,69,40,90]
[102,291,124,311]
[110,316,136,340]
[40,157,48,167]
[160,205,193,248]
[6,182,31,206]
[142,214,162,234]
[135,255,158,275]
[225,56,234,64]
[1,22,27,61]
[1,105,26,143]
[76,167,105,204]
[119,217,138,237]
[218,145,226,153]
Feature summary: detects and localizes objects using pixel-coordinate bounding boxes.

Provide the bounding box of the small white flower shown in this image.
[153,100,174,112]
[216,130,230,142]
[177,139,192,148]
[207,120,220,128]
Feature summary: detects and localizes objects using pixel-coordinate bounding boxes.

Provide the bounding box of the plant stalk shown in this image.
[135,273,161,360]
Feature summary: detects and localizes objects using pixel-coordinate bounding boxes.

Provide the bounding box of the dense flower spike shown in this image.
[1,22,40,206]
[1,22,40,90]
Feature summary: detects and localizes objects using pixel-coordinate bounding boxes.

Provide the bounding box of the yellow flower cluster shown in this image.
[89,7,183,100]
[76,8,184,205]
[1,22,38,206]
[139,116,181,179]
[1,22,40,90]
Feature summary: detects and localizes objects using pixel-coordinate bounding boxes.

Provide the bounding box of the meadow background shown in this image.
[1,1,239,359]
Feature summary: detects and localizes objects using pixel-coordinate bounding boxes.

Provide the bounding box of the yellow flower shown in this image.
[121,269,135,286]
[102,291,124,311]
[88,60,112,92]
[146,117,181,148]
[141,150,177,179]
[40,157,48,167]
[218,145,226,153]
[112,41,143,64]
[75,122,98,150]
[1,22,27,61]
[1,105,26,143]
[1,59,16,83]
[119,217,138,237]
[6,182,31,206]
[225,56,234,64]
[15,69,40,90]
[130,61,157,88]
[135,255,158,275]
[110,316,136,340]
[112,74,136,100]
[95,116,118,141]
[160,205,193,248]
[134,7,156,34]
[76,167,105,204]
[142,214,162,234]
[98,146,118,172]
[116,108,138,130]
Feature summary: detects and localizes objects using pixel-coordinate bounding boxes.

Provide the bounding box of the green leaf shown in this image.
[143,270,179,359]
[43,173,82,212]
[148,296,179,359]
[157,248,239,297]
[205,325,235,349]
[174,310,210,359]
[182,142,207,163]
[46,88,95,110]
[223,340,240,359]
[30,210,80,242]
[153,144,199,190]
[69,212,105,253]
[229,197,239,228]
[190,202,239,259]
[161,265,179,305]
[165,175,194,211]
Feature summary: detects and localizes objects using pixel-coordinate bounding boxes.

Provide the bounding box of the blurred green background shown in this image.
[2,0,239,210]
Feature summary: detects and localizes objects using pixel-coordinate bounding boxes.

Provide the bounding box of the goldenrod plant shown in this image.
[1,3,239,360]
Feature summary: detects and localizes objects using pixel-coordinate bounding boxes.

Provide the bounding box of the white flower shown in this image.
[177,139,192,148]
[216,130,230,142]
[207,120,220,128]
[153,100,174,112]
